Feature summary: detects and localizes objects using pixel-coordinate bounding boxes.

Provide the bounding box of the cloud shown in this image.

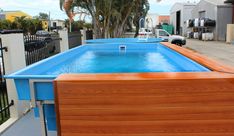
[0,0,201,19]
[148,0,200,14]
[149,0,200,6]
[0,0,67,19]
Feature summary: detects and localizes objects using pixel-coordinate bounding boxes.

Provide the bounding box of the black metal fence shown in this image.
[0,38,13,125]
[86,30,93,40]
[24,35,61,65]
[68,32,82,49]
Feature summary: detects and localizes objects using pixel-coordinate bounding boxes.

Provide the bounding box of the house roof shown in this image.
[1,10,23,14]
[51,19,65,22]
[173,2,197,7]
[0,10,32,17]
[203,0,232,6]
[170,2,196,13]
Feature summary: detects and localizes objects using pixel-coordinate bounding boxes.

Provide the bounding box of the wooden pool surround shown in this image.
[54,42,234,136]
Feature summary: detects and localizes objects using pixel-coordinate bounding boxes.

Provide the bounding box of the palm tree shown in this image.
[13,16,28,32]
[0,20,12,30]
[59,0,149,38]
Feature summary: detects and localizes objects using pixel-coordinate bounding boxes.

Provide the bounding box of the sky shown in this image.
[0,0,200,20]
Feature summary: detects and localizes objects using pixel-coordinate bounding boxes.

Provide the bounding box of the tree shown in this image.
[13,16,28,32]
[65,19,93,32]
[0,17,43,34]
[59,0,149,38]
[0,20,12,29]
[133,0,150,37]
[37,12,49,20]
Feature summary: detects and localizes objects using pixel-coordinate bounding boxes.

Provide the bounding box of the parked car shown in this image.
[155,29,186,46]
[36,30,51,37]
[36,30,52,42]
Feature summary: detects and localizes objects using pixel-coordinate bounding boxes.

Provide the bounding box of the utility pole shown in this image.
[48,11,51,32]
[69,20,72,32]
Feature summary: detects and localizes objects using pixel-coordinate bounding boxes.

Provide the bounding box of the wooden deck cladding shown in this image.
[54,43,234,136]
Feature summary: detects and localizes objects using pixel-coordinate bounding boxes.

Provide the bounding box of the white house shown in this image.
[146,13,159,28]
[50,19,65,29]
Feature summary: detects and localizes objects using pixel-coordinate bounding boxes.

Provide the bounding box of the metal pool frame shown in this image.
[29,79,54,136]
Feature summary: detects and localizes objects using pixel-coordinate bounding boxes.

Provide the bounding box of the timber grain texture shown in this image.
[55,76,234,136]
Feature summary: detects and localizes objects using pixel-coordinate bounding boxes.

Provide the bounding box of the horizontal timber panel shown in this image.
[58,93,234,106]
[61,133,234,136]
[60,120,234,133]
[57,80,234,97]
[60,113,234,121]
[59,106,234,116]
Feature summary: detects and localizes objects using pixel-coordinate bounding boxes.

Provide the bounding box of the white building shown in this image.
[170,2,197,36]
[50,19,65,29]
[146,13,159,28]
[191,0,233,41]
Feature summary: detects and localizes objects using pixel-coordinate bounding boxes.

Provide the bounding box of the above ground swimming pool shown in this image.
[5,40,234,135]
[7,42,210,100]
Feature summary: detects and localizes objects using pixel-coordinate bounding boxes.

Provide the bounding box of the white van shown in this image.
[155,29,186,46]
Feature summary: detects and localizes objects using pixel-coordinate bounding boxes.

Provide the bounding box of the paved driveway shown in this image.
[185,39,234,67]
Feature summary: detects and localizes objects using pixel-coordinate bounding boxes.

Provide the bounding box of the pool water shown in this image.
[45,50,209,75]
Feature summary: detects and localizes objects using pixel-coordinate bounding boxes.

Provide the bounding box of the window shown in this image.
[199,11,206,18]
[53,22,57,27]
[159,31,169,36]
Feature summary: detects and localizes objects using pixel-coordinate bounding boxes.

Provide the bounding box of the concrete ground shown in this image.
[185,39,234,67]
[2,111,56,136]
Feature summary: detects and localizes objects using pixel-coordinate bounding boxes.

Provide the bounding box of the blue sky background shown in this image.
[0,0,200,20]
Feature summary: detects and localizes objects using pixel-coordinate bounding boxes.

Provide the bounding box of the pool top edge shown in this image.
[55,72,234,82]
[161,42,234,73]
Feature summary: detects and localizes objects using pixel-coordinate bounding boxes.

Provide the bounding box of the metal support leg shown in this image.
[37,101,48,136]
[29,79,54,136]
[29,80,36,108]
[29,79,53,108]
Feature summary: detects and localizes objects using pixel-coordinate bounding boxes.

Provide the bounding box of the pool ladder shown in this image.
[138,17,153,41]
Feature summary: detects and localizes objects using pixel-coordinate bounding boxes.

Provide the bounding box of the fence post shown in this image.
[0,33,30,124]
[58,30,69,52]
[81,28,87,45]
